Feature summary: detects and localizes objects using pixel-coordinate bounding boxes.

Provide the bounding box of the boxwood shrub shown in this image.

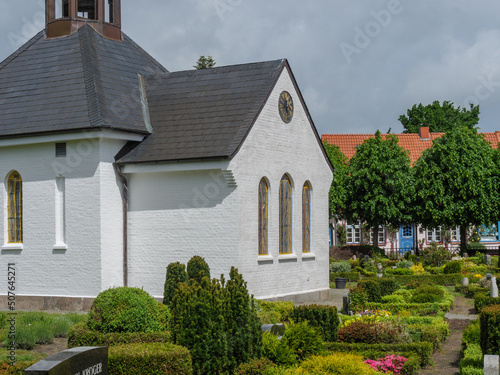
[323,342,433,367]
[382,274,463,286]
[108,342,192,375]
[67,321,170,348]
[363,295,454,314]
[458,343,483,375]
[474,292,500,312]
[87,287,164,333]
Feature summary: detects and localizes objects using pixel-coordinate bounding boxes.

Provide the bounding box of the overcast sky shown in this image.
[2,1,500,136]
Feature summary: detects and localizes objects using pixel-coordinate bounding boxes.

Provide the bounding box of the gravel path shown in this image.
[418,295,476,375]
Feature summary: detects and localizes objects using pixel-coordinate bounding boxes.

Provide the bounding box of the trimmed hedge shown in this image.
[67,322,170,348]
[401,354,421,375]
[459,343,483,375]
[289,305,339,342]
[474,292,500,312]
[480,304,500,355]
[455,284,488,299]
[108,342,192,375]
[408,322,449,350]
[361,295,454,314]
[381,274,463,286]
[329,272,361,282]
[323,342,433,367]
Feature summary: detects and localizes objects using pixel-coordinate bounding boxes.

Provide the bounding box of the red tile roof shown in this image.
[322,131,500,165]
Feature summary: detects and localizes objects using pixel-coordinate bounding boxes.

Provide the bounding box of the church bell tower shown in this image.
[45,0,122,41]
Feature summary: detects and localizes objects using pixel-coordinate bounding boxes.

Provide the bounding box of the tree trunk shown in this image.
[460,225,468,255]
[373,226,379,249]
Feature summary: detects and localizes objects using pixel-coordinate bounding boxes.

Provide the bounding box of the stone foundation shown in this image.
[0,295,94,312]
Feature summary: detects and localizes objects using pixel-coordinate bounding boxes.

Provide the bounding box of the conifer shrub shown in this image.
[261,331,297,366]
[289,305,339,341]
[186,255,210,283]
[87,287,163,333]
[443,260,462,274]
[163,261,188,306]
[282,321,323,362]
[170,267,261,375]
[108,342,192,375]
[480,304,500,355]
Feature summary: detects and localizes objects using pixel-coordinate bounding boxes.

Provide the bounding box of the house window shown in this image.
[56,0,69,19]
[302,182,311,253]
[279,174,292,254]
[451,226,460,242]
[346,221,361,244]
[7,172,22,243]
[427,227,442,243]
[370,226,385,244]
[258,178,268,255]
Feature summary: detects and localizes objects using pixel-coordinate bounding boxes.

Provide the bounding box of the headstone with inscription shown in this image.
[25,347,108,375]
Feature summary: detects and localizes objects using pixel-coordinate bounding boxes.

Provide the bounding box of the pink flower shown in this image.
[364,354,407,374]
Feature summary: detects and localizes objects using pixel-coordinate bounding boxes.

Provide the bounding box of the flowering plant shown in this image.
[364,354,407,374]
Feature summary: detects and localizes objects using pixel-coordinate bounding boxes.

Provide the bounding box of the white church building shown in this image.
[0,0,333,310]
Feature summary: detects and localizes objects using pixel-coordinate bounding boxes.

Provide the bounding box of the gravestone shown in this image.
[25,347,108,375]
[463,253,469,258]
[485,254,492,265]
[491,276,498,298]
[376,263,383,278]
[261,323,285,337]
[352,255,357,261]
[364,255,370,263]
[484,355,499,375]
[462,277,469,287]
[487,273,492,281]
[342,294,350,315]
[370,259,375,266]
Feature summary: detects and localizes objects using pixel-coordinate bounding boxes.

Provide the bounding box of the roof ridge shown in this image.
[122,33,169,74]
[79,25,107,128]
[0,30,44,71]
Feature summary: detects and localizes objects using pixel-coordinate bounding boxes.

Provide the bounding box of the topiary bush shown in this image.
[480,304,500,355]
[412,284,445,299]
[186,255,210,283]
[234,358,276,375]
[443,260,462,274]
[410,294,441,304]
[87,287,163,333]
[358,279,382,303]
[163,262,188,306]
[108,342,192,375]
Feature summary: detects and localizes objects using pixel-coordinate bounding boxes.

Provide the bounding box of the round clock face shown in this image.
[279,91,294,123]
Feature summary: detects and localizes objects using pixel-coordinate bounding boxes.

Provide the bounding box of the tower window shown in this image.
[56,0,69,19]
[7,172,23,244]
[78,0,97,19]
[105,0,114,23]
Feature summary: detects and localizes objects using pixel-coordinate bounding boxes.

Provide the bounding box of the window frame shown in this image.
[279,174,293,254]
[258,178,269,256]
[302,182,311,253]
[7,171,23,244]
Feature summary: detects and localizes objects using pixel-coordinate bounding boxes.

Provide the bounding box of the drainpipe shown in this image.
[114,164,128,287]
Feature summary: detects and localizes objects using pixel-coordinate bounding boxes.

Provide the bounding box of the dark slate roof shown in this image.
[117,59,286,163]
[0,25,167,138]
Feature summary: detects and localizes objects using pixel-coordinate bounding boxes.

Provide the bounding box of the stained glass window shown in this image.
[258,178,268,255]
[7,172,22,243]
[302,182,311,253]
[279,175,292,254]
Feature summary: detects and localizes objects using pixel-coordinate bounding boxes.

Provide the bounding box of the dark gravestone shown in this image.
[261,323,285,337]
[25,347,108,375]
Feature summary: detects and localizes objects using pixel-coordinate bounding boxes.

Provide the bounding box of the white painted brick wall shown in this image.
[0,137,126,298]
[127,170,238,297]
[229,67,332,298]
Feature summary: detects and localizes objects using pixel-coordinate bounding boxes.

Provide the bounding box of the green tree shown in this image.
[399,100,479,133]
[323,141,348,220]
[412,126,500,252]
[187,255,211,284]
[163,262,188,306]
[194,55,216,70]
[345,131,414,248]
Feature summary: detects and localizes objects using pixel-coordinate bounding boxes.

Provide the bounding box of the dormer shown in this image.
[45,0,122,41]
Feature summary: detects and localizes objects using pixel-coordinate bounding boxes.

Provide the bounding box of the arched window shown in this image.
[7,172,22,243]
[279,174,292,254]
[258,178,268,255]
[302,182,311,253]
